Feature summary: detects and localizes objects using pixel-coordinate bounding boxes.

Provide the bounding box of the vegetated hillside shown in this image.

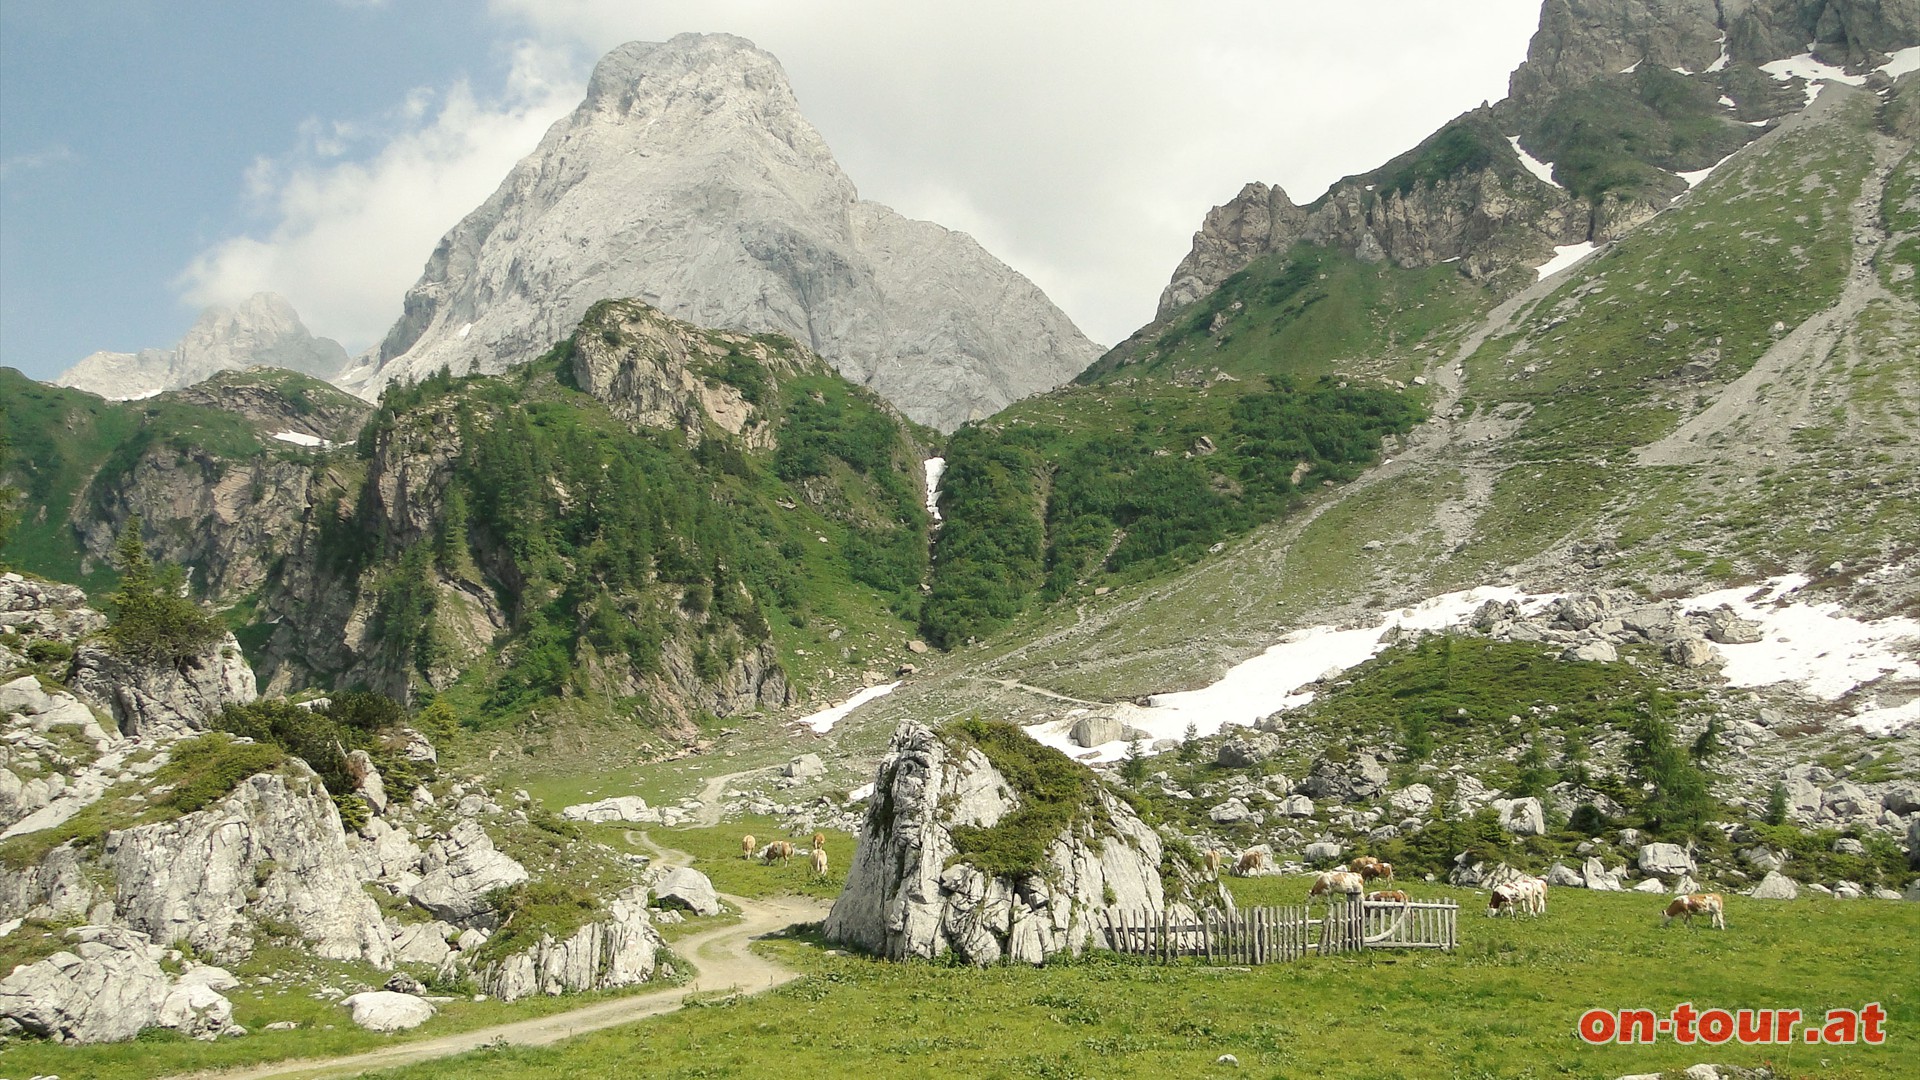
[0,366,367,591]
[921,373,1423,648]
[251,300,935,740]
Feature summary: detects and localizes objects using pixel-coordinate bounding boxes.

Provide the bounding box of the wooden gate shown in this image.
[1101,899,1455,965]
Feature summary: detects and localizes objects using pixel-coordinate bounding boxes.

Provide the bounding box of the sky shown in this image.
[0,1,1546,381]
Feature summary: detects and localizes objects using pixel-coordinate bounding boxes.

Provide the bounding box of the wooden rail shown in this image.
[1101,899,1456,964]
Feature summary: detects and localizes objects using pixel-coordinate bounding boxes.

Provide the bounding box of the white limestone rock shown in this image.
[824,720,1217,966]
[1748,871,1800,900]
[1637,842,1696,877]
[1495,797,1548,836]
[0,926,236,1044]
[560,796,658,824]
[101,767,391,966]
[651,867,722,917]
[353,35,1100,431]
[67,633,257,740]
[477,886,664,1001]
[340,990,436,1032]
[409,821,529,922]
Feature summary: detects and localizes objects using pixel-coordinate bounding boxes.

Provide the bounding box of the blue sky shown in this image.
[1,1,1544,381]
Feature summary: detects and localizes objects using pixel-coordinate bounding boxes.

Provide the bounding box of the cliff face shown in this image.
[353,34,1101,431]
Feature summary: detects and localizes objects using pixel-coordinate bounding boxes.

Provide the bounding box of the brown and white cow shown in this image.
[811,844,829,877]
[1489,875,1547,917]
[1232,849,1266,877]
[763,840,795,865]
[1203,850,1223,880]
[741,834,756,860]
[1663,892,1725,929]
[1349,857,1394,882]
[1310,870,1365,900]
[1366,889,1411,904]
[812,831,827,853]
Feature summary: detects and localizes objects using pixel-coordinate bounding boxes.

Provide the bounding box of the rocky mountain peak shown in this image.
[356,34,1101,431]
[57,292,349,401]
[580,34,834,165]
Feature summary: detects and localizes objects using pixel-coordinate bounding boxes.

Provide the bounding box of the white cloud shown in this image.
[0,143,76,179]
[178,43,582,354]
[184,3,1544,354]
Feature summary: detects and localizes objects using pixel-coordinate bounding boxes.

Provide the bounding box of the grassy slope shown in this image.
[347,884,1916,1080]
[1083,244,1491,387]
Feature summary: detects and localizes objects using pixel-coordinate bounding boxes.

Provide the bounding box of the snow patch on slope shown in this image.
[796,682,901,734]
[1535,242,1597,280]
[924,457,946,522]
[1507,137,1561,189]
[1028,575,1920,763]
[1762,49,1867,108]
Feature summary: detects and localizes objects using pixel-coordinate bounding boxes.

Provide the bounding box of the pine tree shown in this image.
[1122,737,1149,785]
[1178,721,1200,764]
[1763,780,1789,826]
[104,516,223,665]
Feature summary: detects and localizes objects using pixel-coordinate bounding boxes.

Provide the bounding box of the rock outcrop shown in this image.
[826,720,1211,966]
[58,292,349,401]
[407,820,530,922]
[0,926,237,1044]
[352,34,1101,430]
[339,989,436,1032]
[67,633,256,740]
[99,767,392,966]
[475,886,664,1001]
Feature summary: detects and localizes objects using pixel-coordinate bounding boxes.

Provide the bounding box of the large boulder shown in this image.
[0,926,234,1044]
[825,720,1212,966]
[1298,753,1389,803]
[0,573,108,643]
[1637,843,1696,877]
[1388,784,1434,817]
[408,820,530,922]
[1581,857,1624,891]
[1495,797,1547,836]
[67,633,256,741]
[652,867,722,917]
[476,886,664,1001]
[1069,716,1126,748]
[340,990,436,1032]
[1749,871,1800,900]
[560,796,657,824]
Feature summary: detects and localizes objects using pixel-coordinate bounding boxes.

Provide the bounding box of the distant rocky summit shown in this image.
[57,292,349,401]
[826,719,1220,965]
[351,33,1101,431]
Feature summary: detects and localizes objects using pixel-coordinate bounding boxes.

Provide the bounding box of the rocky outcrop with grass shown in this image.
[473,885,664,1001]
[826,719,1212,966]
[0,925,243,1043]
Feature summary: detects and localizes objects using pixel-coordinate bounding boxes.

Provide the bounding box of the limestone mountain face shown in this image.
[1154,0,1918,321]
[1509,0,1920,103]
[57,293,349,401]
[354,33,1101,431]
[825,720,1217,965]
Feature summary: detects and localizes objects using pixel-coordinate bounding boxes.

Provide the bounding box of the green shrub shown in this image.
[155,734,285,814]
[943,718,1108,879]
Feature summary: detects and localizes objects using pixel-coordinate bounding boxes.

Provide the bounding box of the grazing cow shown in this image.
[811,844,829,877]
[1348,857,1395,882]
[1309,870,1365,900]
[1663,892,1725,929]
[812,831,826,853]
[1204,850,1222,880]
[741,834,756,860]
[1489,876,1548,917]
[764,840,794,865]
[1232,849,1266,877]
[1367,889,1411,904]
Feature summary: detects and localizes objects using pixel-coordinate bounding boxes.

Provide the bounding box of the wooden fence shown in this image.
[1101,899,1456,965]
